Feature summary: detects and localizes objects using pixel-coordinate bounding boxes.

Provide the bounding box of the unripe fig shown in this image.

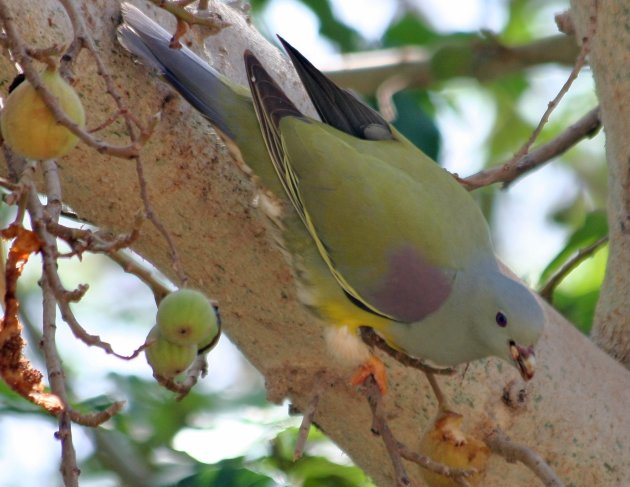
[156,289,218,347]
[418,410,489,487]
[0,67,85,160]
[145,326,196,378]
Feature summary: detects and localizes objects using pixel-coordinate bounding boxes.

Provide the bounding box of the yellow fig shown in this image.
[0,67,85,160]
[145,326,197,378]
[157,289,219,347]
[418,410,490,487]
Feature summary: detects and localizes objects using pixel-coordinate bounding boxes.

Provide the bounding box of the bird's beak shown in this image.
[509,341,536,381]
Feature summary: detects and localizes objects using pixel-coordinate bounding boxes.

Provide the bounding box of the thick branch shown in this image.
[572,1,630,367]
[1,2,629,486]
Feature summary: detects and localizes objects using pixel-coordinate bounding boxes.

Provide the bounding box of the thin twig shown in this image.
[134,156,188,285]
[0,177,20,192]
[46,214,143,257]
[148,0,231,34]
[69,401,125,427]
[31,160,80,487]
[153,354,210,400]
[6,160,37,223]
[58,0,187,284]
[42,276,79,487]
[539,235,608,301]
[363,373,476,486]
[502,1,597,163]
[397,443,473,487]
[107,250,172,304]
[424,372,448,410]
[359,327,455,375]
[362,375,410,487]
[25,185,146,359]
[294,388,322,460]
[485,428,565,487]
[461,107,601,190]
[375,74,410,122]
[57,0,155,146]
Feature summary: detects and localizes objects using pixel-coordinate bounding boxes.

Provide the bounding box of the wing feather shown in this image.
[245,51,398,320]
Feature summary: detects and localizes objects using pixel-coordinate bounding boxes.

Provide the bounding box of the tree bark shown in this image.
[573,0,630,367]
[1,1,630,486]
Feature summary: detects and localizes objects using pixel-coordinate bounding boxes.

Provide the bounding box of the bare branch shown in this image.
[147,0,231,34]
[505,3,597,164]
[32,159,80,487]
[57,0,156,147]
[362,375,410,487]
[134,156,188,285]
[461,107,601,190]
[107,250,172,304]
[47,215,143,256]
[293,384,322,460]
[486,428,564,487]
[69,401,125,427]
[153,353,210,400]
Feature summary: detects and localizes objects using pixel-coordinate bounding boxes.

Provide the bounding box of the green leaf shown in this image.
[553,288,600,334]
[0,380,51,416]
[248,0,272,14]
[175,458,276,487]
[502,0,534,42]
[293,456,373,487]
[391,90,441,161]
[383,14,438,47]
[300,0,360,51]
[72,394,121,413]
[539,211,608,283]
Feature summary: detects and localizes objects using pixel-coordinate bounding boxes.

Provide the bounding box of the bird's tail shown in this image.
[117,3,244,141]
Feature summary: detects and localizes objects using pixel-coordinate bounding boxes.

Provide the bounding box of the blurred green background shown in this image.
[0,0,606,485]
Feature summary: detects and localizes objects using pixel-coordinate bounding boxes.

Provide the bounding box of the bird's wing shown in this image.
[245,51,490,323]
[278,36,393,142]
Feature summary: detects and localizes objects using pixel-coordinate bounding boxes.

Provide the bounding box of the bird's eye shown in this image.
[495,311,508,327]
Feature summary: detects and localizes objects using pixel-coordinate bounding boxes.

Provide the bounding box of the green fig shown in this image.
[1,67,85,160]
[197,305,221,353]
[156,289,219,347]
[145,326,196,378]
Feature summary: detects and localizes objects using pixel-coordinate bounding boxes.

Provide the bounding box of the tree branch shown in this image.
[486,428,564,487]
[572,0,630,367]
[1,2,629,486]
[461,107,601,190]
[322,35,579,96]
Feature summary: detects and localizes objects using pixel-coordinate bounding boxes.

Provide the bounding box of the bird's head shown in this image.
[469,268,545,381]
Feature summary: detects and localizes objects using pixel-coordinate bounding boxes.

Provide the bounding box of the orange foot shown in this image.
[351,355,388,394]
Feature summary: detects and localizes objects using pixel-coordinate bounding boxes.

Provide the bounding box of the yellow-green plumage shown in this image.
[119,4,544,378]
[279,119,492,271]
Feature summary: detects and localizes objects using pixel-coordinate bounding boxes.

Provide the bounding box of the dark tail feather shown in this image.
[278,36,392,141]
[244,50,308,218]
[244,50,304,130]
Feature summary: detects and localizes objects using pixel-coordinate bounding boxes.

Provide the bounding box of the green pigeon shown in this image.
[118,4,544,383]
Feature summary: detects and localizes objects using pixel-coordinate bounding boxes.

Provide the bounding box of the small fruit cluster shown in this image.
[145,289,220,379]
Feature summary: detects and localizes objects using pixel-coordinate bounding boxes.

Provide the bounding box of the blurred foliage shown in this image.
[0,0,609,486]
[539,211,608,333]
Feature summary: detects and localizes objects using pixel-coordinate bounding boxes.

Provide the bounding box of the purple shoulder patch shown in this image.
[366,244,454,322]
